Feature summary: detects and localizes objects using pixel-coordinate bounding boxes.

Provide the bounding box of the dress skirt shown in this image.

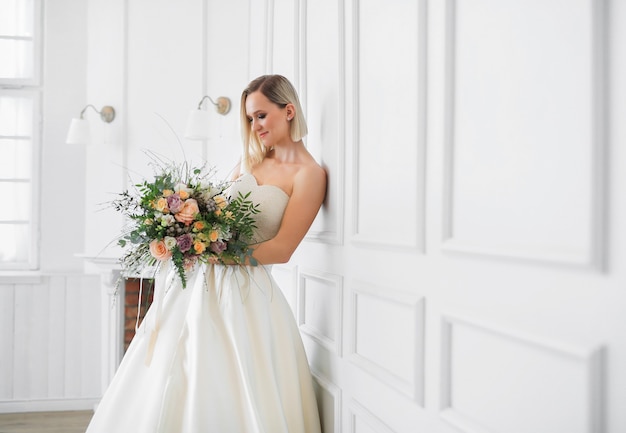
[85,263,321,433]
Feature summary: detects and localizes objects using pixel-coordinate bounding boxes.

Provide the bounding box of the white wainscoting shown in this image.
[312,371,343,433]
[349,399,396,433]
[441,0,606,268]
[439,313,604,433]
[300,0,346,246]
[350,0,426,251]
[348,282,425,404]
[0,274,102,413]
[297,269,344,356]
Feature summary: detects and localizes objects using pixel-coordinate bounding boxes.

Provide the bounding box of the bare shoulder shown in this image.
[293,161,327,196]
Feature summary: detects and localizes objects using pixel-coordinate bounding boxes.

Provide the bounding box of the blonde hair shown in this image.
[240,75,307,172]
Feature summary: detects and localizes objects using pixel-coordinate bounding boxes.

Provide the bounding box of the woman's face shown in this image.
[245,91,291,147]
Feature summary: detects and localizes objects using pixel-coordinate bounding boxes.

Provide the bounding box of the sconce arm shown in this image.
[79,104,116,123]
[196,95,231,115]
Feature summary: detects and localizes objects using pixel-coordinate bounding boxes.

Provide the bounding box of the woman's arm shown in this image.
[249,165,326,265]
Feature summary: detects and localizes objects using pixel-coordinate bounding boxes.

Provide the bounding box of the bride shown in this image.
[86,74,326,432]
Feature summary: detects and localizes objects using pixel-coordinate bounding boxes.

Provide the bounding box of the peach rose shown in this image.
[214,195,227,209]
[174,183,191,200]
[193,241,206,254]
[149,239,172,261]
[174,198,199,226]
[193,221,205,231]
[162,189,174,197]
[155,197,169,213]
[209,230,219,242]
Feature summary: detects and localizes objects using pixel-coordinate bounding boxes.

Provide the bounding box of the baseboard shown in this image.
[0,398,100,414]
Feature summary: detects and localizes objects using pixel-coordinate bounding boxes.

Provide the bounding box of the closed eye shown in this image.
[247,113,266,123]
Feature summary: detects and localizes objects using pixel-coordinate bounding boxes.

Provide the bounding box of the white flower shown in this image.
[199,183,221,202]
[200,182,218,194]
[164,236,177,250]
[174,182,192,196]
[160,214,176,226]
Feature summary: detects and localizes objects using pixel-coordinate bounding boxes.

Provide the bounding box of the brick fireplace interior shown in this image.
[124,278,154,352]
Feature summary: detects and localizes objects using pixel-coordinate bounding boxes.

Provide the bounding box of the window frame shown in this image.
[0,0,42,270]
[0,0,42,86]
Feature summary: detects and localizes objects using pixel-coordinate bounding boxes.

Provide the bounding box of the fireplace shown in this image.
[123,278,154,352]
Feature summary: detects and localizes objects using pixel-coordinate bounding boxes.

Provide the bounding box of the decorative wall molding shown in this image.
[266,0,275,72]
[348,282,425,404]
[440,0,607,269]
[297,269,343,356]
[350,0,426,252]
[349,399,396,433]
[439,312,605,433]
[0,275,102,413]
[311,371,342,433]
[300,0,346,246]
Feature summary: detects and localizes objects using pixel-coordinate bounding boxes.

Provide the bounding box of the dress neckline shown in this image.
[242,173,290,198]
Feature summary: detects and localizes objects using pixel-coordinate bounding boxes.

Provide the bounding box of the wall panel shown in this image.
[440,314,604,433]
[442,0,605,266]
[125,0,205,181]
[349,282,424,402]
[271,0,299,81]
[302,0,345,245]
[0,286,14,400]
[312,372,342,433]
[0,275,102,413]
[349,400,395,433]
[298,269,343,355]
[351,0,425,250]
[47,278,66,399]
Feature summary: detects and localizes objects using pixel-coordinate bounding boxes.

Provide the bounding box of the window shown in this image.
[0,0,41,269]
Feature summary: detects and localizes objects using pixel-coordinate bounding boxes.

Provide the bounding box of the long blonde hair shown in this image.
[240,75,307,172]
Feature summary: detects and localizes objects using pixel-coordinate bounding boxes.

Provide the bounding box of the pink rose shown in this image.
[174,198,199,226]
[176,233,193,253]
[210,240,227,254]
[149,239,172,261]
[166,193,184,213]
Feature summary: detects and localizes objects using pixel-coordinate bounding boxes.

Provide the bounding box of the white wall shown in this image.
[0,0,103,413]
[262,1,626,433]
[40,0,88,271]
[4,3,626,433]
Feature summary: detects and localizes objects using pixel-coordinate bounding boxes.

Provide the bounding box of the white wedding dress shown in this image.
[86,173,321,433]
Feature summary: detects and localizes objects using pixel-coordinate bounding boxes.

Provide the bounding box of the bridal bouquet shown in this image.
[112,158,260,288]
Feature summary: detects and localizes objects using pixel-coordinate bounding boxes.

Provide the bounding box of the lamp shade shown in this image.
[184,109,211,140]
[66,118,91,144]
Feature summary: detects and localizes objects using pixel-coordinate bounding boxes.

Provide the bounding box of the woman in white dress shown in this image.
[85,74,326,433]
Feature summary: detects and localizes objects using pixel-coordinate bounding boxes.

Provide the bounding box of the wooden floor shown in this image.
[0,411,93,433]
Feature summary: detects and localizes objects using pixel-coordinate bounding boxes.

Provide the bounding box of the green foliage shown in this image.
[111,160,261,288]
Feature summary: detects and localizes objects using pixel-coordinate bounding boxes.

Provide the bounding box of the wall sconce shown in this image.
[66,105,116,145]
[184,96,231,140]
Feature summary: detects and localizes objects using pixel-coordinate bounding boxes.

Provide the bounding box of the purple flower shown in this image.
[210,240,227,254]
[176,233,193,253]
[167,194,184,213]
